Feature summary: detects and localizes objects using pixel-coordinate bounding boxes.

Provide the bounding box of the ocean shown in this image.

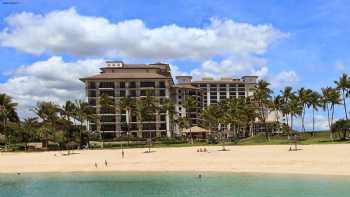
[0,172,349,197]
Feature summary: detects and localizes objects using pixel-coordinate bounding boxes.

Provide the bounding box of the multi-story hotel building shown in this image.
[81,61,258,139]
[80,61,174,139]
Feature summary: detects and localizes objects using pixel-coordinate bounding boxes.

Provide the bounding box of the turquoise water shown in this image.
[0,172,349,197]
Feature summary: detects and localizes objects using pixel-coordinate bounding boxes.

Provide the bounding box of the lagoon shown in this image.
[0,172,349,197]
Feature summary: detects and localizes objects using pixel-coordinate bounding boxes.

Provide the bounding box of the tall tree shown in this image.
[21,117,39,150]
[183,96,198,143]
[33,101,61,148]
[281,87,295,126]
[297,88,313,132]
[253,80,273,140]
[119,97,136,144]
[160,98,176,137]
[99,94,115,147]
[0,93,19,147]
[310,91,321,135]
[287,96,303,133]
[321,87,341,141]
[74,100,96,147]
[334,73,350,119]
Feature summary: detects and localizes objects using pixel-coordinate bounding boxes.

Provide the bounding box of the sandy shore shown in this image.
[1,144,350,176]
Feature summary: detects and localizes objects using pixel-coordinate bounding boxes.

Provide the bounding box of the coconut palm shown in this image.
[118,97,136,144]
[183,96,198,143]
[287,96,303,133]
[253,80,273,140]
[0,94,19,147]
[99,94,115,147]
[21,117,39,150]
[33,101,61,148]
[74,100,96,147]
[334,73,350,119]
[297,88,313,132]
[281,87,295,127]
[321,87,341,141]
[309,91,322,135]
[160,98,176,137]
[271,95,283,124]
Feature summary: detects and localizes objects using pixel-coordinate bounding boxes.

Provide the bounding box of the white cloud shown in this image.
[335,63,345,71]
[0,8,287,60]
[0,56,103,117]
[270,70,299,89]
[190,56,268,80]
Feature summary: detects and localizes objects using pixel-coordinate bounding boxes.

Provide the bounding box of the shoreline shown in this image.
[1,144,350,176]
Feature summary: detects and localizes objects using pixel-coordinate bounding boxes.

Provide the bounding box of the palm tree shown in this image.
[160,98,176,137]
[74,100,95,147]
[0,93,19,147]
[99,94,114,147]
[183,96,198,143]
[33,101,61,148]
[287,97,303,133]
[334,73,350,119]
[271,95,283,124]
[297,88,313,132]
[118,97,136,144]
[281,87,295,127]
[176,116,190,136]
[253,80,273,140]
[21,117,39,150]
[144,95,159,152]
[310,91,321,135]
[321,87,341,141]
[62,101,76,122]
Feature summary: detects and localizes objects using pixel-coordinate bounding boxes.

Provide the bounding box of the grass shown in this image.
[236,131,350,145]
[2,132,349,152]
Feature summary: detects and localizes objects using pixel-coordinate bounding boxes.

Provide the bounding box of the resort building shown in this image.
[80,61,174,139]
[81,61,259,139]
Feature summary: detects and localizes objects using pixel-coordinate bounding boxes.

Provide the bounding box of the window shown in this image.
[120,90,126,97]
[99,82,114,88]
[88,99,96,106]
[128,90,136,97]
[101,115,116,122]
[120,82,125,88]
[140,81,155,88]
[100,107,114,114]
[159,81,166,88]
[100,90,114,97]
[159,90,166,96]
[128,81,136,88]
[89,124,97,131]
[160,123,166,130]
[88,82,96,89]
[88,90,96,97]
[160,115,166,121]
[101,124,116,131]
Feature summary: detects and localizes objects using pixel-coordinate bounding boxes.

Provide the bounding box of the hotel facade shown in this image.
[81,61,258,139]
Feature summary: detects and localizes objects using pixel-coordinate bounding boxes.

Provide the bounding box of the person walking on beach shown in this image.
[94,162,98,168]
[104,160,108,167]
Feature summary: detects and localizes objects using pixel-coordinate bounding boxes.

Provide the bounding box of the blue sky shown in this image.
[0,0,349,129]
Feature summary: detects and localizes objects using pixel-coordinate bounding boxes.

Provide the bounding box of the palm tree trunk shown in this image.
[312,108,315,136]
[291,115,293,134]
[326,105,333,141]
[302,106,306,132]
[126,110,130,146]
[342,90,348,120]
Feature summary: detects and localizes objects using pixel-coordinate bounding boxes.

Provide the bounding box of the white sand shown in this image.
[1,144,350,176]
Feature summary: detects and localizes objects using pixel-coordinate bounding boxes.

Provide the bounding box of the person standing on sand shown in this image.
[122,150,125,159]
[104,160,108,167]
[94,163,98,168]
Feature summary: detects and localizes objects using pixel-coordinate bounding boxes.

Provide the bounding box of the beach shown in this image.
[1,144,350,176]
